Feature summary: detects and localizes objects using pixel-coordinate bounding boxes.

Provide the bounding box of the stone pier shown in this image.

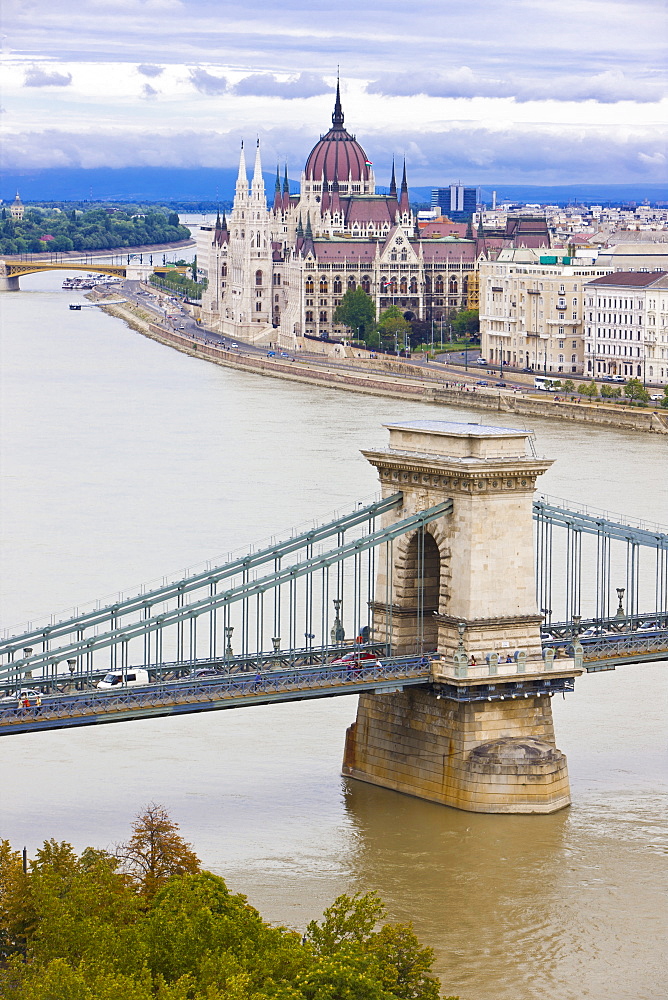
[342,419,579,814]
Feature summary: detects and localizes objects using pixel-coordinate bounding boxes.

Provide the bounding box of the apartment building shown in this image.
[479,249,611,374]
[584,271,668,385]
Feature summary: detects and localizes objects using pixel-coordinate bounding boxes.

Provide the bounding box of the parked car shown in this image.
[475,357,487,365]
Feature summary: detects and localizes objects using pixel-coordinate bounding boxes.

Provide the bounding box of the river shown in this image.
[0,270,666,1000]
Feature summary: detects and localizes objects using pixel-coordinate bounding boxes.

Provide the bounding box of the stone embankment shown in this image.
[92,293,668,436]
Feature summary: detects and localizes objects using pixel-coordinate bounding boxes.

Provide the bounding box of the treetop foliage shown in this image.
[0,206,191,255]
[0,805,456,1000]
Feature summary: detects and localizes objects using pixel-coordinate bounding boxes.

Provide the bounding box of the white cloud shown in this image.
[189,68,227,95]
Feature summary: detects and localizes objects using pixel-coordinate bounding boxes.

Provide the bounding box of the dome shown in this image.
[304,84,371,184]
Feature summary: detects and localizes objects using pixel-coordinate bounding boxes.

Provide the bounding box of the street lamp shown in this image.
[224,626,234,658]
[615,587,626,619]
[331,598,345,645]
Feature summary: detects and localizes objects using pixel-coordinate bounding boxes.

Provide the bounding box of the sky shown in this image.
[1,0,667,186]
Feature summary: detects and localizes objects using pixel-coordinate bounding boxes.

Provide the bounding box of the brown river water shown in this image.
[0,271,666,1000]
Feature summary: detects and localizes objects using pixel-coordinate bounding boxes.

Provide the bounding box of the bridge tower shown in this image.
[343,419,576,813]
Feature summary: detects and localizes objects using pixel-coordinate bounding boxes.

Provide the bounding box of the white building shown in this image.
[479,249,611,375]
[584,271,668,385]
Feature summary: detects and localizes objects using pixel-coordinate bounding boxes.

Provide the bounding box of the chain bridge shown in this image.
[2,420,666,814]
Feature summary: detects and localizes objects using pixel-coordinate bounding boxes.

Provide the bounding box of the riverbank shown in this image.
[93,293,668,436]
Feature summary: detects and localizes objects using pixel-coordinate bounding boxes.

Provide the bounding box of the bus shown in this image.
[534,376,562,391]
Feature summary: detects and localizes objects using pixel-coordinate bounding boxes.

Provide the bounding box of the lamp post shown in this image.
[224,626,234,658]
[330,598,345,645]
[615,587,626,619]
[271,636,281,670]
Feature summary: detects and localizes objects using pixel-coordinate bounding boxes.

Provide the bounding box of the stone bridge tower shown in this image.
[343,419,580,814]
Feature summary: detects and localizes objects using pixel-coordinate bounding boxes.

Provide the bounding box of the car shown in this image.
[475,357,487,365]
[476,380,488,386]
[280,352,290,358]
[230,342,239,348]
[188,667,222,679]
[637,620,661,632]
[650,393,664,402]
[497,381,507,388]
[330,651,382,670]
[267,351,276,357]
[610,375,626,383]
[578,626,610,639]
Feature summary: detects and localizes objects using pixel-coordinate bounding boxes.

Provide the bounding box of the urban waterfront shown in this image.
[1,272,667,1000]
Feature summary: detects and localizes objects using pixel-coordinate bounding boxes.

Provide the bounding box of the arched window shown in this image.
[463,276,468,292]
[389,277,397,294]
[255,270,263,286]
[449,277,458,294]
[409,277,418,294]
[333,276,342,293]
[221,264,227,277]
[425,276,432,293]
[400,277,407,294]
[400,250,407,261]
[320,277,328,293]
[348,277,356,291]
[305,277,314,294]
[435,275,444,294]
[380,277,388,292]
[361,276,370,293]
[319,310,327,322]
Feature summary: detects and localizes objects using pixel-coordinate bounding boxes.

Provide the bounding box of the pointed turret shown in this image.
[399,158,410,214]
[321,162,330,214]
[221,212,228,231]
[305,212,313,239]
[332,73,344,130]
[330,169,342,216]
[251,138,265,203]
[235,141,248,199]
[215,208,222,229]
[273,164,283,211]
[389,159,397,200]
[282,163,291,210]
[296,213,304,238]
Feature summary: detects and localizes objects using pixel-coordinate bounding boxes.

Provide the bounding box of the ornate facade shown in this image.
[197,88,481,347]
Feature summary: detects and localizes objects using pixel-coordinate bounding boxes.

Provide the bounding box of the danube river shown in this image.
[1,271,667,1000]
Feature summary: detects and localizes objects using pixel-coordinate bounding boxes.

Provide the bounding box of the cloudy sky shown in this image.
[1,0,666,185]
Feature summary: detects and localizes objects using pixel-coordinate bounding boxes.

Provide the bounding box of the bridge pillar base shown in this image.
[342,688,570,814]
[0,274,20,291]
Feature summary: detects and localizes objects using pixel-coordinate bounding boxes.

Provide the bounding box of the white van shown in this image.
[97,669,150,690]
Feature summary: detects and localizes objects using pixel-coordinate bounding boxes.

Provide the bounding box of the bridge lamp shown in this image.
[271,637,281,653]
[67,659,77,675]
[224,626,234,657]
[616,587,626,618]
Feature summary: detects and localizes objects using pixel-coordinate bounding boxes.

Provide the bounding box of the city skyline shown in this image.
[1,0,666,185]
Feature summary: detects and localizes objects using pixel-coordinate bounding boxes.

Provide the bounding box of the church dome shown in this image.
[304,84,371,183]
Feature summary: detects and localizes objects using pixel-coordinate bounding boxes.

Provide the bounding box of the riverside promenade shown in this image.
[93,290,668,437]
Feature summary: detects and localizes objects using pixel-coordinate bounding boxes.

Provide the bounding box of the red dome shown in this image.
[304,85,371,183]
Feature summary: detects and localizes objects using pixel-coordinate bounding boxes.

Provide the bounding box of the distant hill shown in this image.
[1,168,665,208]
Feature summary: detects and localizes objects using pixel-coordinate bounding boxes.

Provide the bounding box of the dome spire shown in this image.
[332,71,344,129]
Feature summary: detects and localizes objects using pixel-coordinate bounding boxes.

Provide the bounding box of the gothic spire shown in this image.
[235,141,248,198]
[273,164,282,211]
[332,73,344,129]
[399,158,410,213]
[296,213,304,237]
[305,212,313,239]
[389,159,397,199]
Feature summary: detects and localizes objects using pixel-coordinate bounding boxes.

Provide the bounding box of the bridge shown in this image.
[0,258,188,290]
[2,419,666,815]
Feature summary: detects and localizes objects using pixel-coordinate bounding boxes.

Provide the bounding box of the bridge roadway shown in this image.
[0,656,433,737]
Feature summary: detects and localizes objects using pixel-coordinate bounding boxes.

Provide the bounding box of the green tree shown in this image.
[562,379,576,393]
[333,287,376,341]
[377,306,410,352]
[660,387,668,409]
[451,309,479,339]
[600,383,621,399]
[579,380,599,398]
[624,377,650,403]
[116,803,201,900]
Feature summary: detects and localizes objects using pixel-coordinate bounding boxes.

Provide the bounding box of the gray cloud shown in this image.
[189,68,228,95]
[24,67,73,87]
[2,123,666,185]
[234,72,331,99]
[367,68,666,104]
[137,63,164,77]
[142,83,158,98]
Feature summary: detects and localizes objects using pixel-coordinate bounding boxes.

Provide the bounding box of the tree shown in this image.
[600,383,621,399]
[333,287,376,341]
[579,380,599,398]
[660,387,668,409]
[378,306,410,352]
[624,377,650,403]
[116,803,201,899]
[562,379,576,393]
[451,309,479,339]
[191,255,198,282]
